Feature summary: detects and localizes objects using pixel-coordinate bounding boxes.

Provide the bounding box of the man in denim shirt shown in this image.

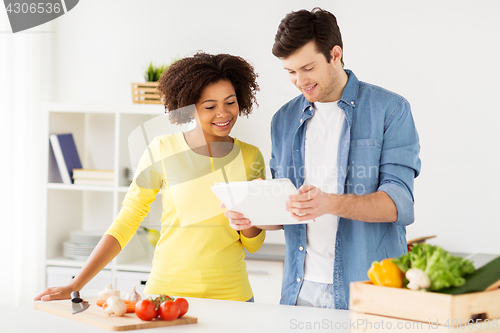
[228,8,420,309]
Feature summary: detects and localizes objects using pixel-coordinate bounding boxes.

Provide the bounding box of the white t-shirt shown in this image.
[303,101,345,284]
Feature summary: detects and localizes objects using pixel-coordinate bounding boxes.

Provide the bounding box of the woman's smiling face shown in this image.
[194,80,239,142]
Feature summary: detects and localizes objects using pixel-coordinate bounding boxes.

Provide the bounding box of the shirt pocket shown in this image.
[346,138,382,194]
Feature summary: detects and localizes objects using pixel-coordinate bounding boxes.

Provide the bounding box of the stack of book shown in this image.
[72,169,115,186]
[49,133,82,184]
[49,133,115,186]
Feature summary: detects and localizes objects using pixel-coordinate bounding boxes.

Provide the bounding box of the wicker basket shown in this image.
[131,82,163,104]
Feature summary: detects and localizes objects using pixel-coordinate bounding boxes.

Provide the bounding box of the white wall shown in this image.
[51,0,500,253]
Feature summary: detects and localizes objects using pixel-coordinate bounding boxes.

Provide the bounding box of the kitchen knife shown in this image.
[71,291,89,314]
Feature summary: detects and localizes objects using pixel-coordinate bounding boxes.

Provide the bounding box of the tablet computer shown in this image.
[211,178,313,225]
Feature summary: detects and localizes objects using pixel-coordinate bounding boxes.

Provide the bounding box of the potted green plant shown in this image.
[131,60,178,104]
[144,62,167,82]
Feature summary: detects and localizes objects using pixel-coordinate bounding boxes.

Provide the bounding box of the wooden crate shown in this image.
[131,82,163,104]
[350,281,500,326]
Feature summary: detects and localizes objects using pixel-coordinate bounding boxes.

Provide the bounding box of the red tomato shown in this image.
[135,299,157,321]
[174,298,189,317]
[158,300,180,321]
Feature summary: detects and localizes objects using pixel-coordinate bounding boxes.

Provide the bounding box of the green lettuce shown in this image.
[392,243,475,291]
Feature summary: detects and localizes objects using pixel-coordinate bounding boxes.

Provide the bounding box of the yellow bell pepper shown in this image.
[367,258,404,288]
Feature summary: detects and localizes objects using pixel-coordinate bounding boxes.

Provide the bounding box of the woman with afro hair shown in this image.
[36,53,266,303]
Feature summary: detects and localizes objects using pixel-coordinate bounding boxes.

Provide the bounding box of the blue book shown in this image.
[49,133,83,184]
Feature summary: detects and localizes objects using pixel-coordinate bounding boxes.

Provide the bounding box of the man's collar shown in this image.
[301,98,314,113]
[339,69,359,108]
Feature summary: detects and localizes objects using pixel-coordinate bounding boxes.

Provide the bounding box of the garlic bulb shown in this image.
[103,296,127,317]
[124,286,141,302]
[98,284,120,301]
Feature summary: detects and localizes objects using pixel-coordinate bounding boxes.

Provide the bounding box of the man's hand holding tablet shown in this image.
[213,178,314,230]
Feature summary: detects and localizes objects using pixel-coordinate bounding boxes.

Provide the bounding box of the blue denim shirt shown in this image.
[270,69,421,309]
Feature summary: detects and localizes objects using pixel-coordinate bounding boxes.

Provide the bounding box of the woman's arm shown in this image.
[34,235,121,301]
[240,227,263,238]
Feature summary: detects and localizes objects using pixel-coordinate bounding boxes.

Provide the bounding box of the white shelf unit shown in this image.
[41,103,190,294]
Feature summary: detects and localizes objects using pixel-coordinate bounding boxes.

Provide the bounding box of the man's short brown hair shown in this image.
[272,7,343,65]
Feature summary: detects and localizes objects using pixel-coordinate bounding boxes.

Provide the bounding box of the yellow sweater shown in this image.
[105,133,266,301]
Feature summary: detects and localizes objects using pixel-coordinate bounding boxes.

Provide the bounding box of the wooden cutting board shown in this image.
[34,298,197,331]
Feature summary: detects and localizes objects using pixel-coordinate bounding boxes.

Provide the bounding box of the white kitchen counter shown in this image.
[5,298,498,332]
[3,291,499,332]
[0,297,351,333]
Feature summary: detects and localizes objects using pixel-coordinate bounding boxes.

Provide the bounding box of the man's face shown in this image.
[282,41,339,103]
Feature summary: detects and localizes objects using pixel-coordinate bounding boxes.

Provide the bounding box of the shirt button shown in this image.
[300,119,303,123]
[351,101,355,105]
[297,278,301,283]
[299,246,304,251]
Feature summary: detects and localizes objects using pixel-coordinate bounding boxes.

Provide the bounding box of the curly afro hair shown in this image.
[157,52,260,125]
